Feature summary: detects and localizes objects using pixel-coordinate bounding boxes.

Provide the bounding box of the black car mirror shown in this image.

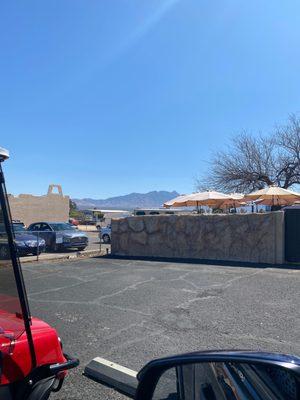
[135,351,300,400]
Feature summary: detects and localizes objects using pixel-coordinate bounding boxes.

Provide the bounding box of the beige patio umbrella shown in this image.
[244,185,300,206]
[164,190,232,211]
[217,193,245,209]
[163,194,191,208]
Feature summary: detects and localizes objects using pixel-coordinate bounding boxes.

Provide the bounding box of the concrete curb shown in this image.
[20,249,107,264]
[84,357,137,399]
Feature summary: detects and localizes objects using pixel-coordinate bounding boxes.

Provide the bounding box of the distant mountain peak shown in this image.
[73,190,179,210]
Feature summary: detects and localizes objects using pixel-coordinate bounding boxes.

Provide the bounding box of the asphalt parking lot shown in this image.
[22,257,300,400]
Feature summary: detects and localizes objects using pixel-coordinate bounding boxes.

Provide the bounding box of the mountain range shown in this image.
[73,190,179,210]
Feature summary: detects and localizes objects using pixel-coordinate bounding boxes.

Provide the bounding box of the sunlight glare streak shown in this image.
[113,0,181,60]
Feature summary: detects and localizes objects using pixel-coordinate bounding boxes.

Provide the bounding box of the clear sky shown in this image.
[1,1,300,198]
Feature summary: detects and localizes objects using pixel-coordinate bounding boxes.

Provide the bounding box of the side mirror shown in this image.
[135,351,300,400]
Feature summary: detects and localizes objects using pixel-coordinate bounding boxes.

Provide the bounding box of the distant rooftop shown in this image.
[134,207,191,211]
[85,209,130,213]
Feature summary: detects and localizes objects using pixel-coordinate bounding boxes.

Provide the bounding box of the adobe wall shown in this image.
[8,184,69,226]
[111,213,285,265]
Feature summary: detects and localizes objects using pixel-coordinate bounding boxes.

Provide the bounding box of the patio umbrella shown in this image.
[217,193,245,210]
[164,190,232,212]
[163,194,191,208]
[244,185,300,207]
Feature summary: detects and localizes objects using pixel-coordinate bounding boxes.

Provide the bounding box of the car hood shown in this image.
[60,230,88,238]
[15,232,41,241]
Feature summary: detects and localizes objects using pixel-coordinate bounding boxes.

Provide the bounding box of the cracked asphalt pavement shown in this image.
[22,257,300,399]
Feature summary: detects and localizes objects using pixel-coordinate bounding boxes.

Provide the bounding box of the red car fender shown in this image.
[1,317,65,385]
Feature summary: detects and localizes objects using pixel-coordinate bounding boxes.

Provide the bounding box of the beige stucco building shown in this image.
[8,184,70,226]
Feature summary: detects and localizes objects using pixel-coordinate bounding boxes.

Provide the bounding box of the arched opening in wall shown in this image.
[47,184,63,196]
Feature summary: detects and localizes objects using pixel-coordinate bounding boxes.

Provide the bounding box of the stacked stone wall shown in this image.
[111,213,284,264]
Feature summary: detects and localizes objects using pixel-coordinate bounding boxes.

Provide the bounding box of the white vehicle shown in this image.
[84,209,130,230]
[99,225,111,244]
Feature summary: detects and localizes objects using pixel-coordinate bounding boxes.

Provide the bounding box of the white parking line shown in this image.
[92,357,137,377]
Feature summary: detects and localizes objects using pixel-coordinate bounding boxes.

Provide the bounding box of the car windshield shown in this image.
[49,223,75,231]
[0,178,25,341]
[13,224,26,232]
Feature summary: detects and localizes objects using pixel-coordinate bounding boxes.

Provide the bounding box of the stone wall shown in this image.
[111,213,285,264]
[8,184,69,226]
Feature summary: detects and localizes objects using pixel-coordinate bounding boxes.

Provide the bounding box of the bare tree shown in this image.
[197,115,300,193]
[275,114,300,188]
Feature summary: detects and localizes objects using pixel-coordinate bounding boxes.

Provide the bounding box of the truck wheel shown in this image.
[102,234,110,244]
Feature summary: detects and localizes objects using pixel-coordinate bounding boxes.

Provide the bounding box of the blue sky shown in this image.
[1,1,300,198]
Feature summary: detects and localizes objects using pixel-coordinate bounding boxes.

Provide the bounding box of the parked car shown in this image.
[13,222,46,256]
[12,219,26,227]
[69,217,79,226]
[99,225,111,244]
[0,222,46,257]
[0,223,9,259]
[27,221,88,251]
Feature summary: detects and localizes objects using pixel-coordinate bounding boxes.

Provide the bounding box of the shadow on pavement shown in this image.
[96,254,300,270]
